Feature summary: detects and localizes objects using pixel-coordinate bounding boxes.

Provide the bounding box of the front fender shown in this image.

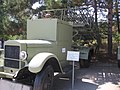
[28,52,62,73]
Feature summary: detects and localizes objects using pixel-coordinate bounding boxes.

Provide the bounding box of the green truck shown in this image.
[0,18,73,90]
[0,9,97,90]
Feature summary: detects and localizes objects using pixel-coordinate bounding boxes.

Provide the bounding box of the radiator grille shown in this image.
[4,59,19,68]
[5,45,20,59]
[4,45,20,68]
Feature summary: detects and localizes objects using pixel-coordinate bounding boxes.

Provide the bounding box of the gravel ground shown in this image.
[53,62,120,90]
[0,62,120,90]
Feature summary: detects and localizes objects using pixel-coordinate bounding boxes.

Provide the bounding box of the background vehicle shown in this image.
[72,32,97,68]
[117,46,120,67]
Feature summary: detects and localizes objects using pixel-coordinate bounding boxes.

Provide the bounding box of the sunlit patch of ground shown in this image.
[97,82,120,90]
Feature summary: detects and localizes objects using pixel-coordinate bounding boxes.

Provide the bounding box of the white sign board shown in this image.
[67,51,80,61]
[62,48,66,53]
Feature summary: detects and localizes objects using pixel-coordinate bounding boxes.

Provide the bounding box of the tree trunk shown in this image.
[94,0,101,51]
[115,0,120,33]
[108,0,113,56]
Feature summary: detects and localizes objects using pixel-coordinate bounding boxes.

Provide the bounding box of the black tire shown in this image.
[118,61,120,68]
[79,53,91,68]
[84,60,90,68]
[33,65,54,90]
[84,53,91,68]
[79,59,90,68]
[79,59,85,68]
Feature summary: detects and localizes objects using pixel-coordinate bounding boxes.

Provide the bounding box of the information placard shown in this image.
[67,51,80,61]
[66,51,80,90]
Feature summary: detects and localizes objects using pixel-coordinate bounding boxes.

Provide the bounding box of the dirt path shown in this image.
[53,46,120,90]
[53,62,120,90]
[1,62,119,90]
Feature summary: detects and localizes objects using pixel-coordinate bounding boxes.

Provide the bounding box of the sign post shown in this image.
[72,60,75,90]
[67,51,80,90]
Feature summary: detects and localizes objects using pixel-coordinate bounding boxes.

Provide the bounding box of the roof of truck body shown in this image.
[5,40,52,45]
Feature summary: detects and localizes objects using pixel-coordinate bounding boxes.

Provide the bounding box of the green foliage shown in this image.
[99,22,108,39]
[0,1,5,35]
[0,0,32,40]
[44,0,64,9]
[113,33,120,43]
[44,0,86,9]
[4,0,30,30]
[72,0,85,6]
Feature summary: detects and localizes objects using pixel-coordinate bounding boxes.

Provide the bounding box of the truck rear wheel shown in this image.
[33,65,54,90]
[79,53,91,68]
[84,60,90,68]
[118,61,120,68]
[79,59,85,68]
[79,60,90,68]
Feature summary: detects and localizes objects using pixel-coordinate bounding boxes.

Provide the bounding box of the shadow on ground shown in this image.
[53,71,98,90]
[53,47,120,90]
[53,63,120,90]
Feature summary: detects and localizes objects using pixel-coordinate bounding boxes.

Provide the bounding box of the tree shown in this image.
[107,0,113,56]
[94,0,101,50]
[4,0,30,34]
[0,0,34,39]
[0,1,5,37]
[115,0,120,33]
[44,0,63,9]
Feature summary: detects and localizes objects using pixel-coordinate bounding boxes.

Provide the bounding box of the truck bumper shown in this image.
[0,66,14,78]
[0,71,14,78]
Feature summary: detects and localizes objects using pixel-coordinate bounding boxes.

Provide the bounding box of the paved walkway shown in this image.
[0,79,32,90]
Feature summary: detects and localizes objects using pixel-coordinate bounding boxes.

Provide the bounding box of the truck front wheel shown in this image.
[33,65,54,90]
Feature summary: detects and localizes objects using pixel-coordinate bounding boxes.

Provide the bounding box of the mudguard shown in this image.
[28,52,62,73]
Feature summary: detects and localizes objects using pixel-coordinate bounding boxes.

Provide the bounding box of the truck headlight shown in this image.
[20,51,27,60]
[0,49,4,58]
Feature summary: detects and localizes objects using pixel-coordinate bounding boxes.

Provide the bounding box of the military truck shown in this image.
[0,8,97,89]
[0,18,73,90]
